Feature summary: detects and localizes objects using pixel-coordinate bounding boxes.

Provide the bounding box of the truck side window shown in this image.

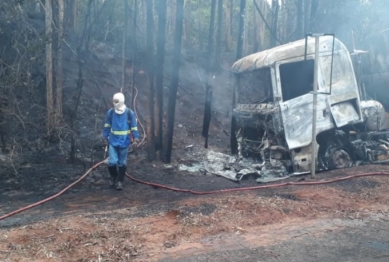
[280,59,314,101]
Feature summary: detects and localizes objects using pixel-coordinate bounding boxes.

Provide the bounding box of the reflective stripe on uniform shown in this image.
[104,123,111,128]
[131,127,138,131]
[111,130,130,135]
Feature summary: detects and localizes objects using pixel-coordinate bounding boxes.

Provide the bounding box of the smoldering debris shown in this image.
[178,150,291,183]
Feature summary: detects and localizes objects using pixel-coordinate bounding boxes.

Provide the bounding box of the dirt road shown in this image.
[162,216,389,262]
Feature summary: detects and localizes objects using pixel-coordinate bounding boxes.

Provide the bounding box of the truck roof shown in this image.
[231,36,346,73]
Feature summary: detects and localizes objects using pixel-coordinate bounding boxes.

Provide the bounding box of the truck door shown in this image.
[277,59,334,150]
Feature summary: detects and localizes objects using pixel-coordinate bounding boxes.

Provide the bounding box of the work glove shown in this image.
[102,138,108,146]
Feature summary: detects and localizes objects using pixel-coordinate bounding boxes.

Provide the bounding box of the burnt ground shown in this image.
[2,51,389,261]
[2,148,389,262]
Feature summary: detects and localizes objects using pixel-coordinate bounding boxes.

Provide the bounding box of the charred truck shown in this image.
[230,35,389,178]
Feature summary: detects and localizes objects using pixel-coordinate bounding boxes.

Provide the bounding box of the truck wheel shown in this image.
[328,148,352,169]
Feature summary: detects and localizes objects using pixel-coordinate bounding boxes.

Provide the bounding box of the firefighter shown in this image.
[102,92,139,190]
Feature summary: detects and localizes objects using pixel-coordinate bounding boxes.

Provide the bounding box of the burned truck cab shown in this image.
[231,36,389,176]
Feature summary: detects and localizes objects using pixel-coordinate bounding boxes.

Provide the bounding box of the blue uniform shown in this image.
[102,108,139,148]
[103,108,139,167]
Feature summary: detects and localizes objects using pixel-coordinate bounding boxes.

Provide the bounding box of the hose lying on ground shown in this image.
[0,160,105,221]
[126,171,389,195]
[1,160,389,221]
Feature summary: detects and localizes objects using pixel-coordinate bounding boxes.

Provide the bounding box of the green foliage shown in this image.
[183,0,213,49]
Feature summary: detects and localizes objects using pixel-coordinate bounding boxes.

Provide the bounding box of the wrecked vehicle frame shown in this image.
[230,36,389,180]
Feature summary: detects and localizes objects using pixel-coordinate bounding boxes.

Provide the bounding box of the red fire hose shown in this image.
[1,159,388,222]
[126,171,389,195]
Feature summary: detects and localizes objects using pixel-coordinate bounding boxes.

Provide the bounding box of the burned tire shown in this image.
[318,142,354,170]
[328,148,353,169]
[318,130,355,171]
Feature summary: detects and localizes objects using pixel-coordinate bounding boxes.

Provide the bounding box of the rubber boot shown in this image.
[116,166,126,190]
[108,166,118,187]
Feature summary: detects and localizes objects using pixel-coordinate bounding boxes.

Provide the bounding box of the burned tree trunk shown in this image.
[69,0,93,162]
[146,0,156,161]
[224,0,233,51]
[155,0,167,153]
[202,0,217,148]
[270,0,279,47]
[214,0,223,70]
[45,0,54,135]
[131,0,137,109]
[121,0,128,93]
[163,0,184,163]
[231,0,246,154]
[236,0,245,60]
[252,2,259,52]
[55,0,64,122]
